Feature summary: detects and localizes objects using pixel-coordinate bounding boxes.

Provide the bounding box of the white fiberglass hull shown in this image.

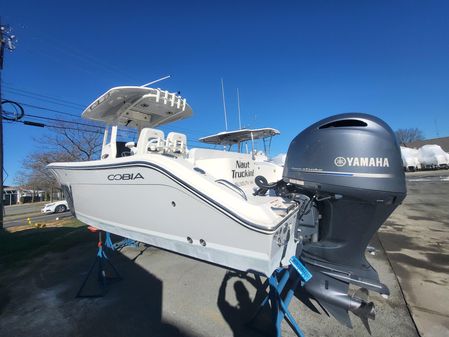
[49,155,298,275]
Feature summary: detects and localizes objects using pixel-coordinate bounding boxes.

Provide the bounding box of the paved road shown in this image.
[4,202,47,216]
[2,211,73,228]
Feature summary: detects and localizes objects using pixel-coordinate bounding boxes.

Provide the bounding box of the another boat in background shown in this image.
[199,127,283,184]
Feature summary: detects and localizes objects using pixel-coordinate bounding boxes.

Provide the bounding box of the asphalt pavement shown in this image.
[4,201,47,217]
[3,201,73,228]
[378,170,449,337]
[0,226,418,336]
[3,171,448,336]
[2,212,73,228]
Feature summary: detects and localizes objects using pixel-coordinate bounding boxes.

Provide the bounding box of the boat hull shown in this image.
[50,159,298,275]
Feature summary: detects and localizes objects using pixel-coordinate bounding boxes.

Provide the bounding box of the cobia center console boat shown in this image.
[49,86,296,276]
[48,85,406,328]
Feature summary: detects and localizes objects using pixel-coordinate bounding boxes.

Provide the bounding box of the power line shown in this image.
[5,115,139,137]
[3,87,86,111]
[25,114,103,129]
[5,118,210,147]
[3,82,83,107]
[17,101,81,117]
[23,117,138,136]
[2,103,192,138]
[3,86,212,137]
[4,93,212,140]
[6,118,102,134]
[18,100,207,137]
[31,33,141,83]
[4,95,209,136]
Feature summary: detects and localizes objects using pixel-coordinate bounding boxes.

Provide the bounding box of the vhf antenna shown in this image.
[221,78,228,131]
[237,88,242,129]
[141,75,171,88]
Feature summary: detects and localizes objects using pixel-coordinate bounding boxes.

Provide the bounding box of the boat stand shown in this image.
[250,257,312,337]
[105,232,139,251]
[76,231,122,298]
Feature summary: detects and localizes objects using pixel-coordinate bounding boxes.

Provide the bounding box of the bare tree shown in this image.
[15,123,103,198]
[15,151,74,190]
[41,123,103,161]
[395,128,424,145]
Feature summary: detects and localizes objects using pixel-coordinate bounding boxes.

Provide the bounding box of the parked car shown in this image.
[41,200,70,214]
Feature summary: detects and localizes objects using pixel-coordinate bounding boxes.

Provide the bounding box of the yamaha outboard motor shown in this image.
[283,113,406,329]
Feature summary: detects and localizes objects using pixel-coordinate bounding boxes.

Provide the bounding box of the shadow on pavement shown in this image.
[217,270,276,337]
[0,228,195,337]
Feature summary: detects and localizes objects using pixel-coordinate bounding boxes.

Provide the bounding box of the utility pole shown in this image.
[0,21,17,229]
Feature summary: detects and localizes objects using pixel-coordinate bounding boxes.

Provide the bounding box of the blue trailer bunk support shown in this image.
[250,256,312,337]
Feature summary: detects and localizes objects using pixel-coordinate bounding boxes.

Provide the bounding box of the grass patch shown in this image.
[0,219,95,271]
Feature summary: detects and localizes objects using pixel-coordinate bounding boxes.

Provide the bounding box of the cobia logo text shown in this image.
[107,173,144,181]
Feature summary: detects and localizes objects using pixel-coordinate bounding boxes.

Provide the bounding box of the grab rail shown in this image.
[215,179,248,201]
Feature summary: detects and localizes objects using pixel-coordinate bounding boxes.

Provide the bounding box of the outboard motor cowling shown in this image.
[283,113,406,329]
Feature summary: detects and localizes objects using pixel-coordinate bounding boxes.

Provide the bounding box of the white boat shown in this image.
[199,127,283,183]
[48,85,407,328]
[400,146,421,171]
[49,86,299,276]
[418,144,449,169]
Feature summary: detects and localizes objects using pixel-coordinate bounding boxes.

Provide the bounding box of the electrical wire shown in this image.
[2,85,213,138]
[3,85,86,109]
[6,119,101,134]
[5,118,209,148]
[1,100,25,120]
[18,102,81,118]
[25,114,103,129]
[3,90,215,143]
[30,33,141,82]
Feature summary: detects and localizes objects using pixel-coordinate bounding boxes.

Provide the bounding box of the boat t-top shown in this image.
[200,127,279,158]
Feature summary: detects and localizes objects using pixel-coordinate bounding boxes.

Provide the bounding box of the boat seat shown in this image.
[136,128,165,155]
[166,132,187,156]
[125,141,137,155]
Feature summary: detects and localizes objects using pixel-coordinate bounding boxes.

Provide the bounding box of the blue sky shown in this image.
[2,1,449,185]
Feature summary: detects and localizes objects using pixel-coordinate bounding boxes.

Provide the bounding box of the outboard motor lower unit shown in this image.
[283,113,406,329]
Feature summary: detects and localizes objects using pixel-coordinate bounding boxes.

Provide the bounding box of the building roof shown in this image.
[406,136,449,152]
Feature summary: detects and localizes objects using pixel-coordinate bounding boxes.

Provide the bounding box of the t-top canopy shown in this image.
[199,128,280,145]
[82,86,193,128]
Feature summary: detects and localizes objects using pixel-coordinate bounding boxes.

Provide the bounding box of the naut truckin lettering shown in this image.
[232,160,255,179]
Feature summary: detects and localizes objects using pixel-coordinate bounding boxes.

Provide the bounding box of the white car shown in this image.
[41,200,70,214]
